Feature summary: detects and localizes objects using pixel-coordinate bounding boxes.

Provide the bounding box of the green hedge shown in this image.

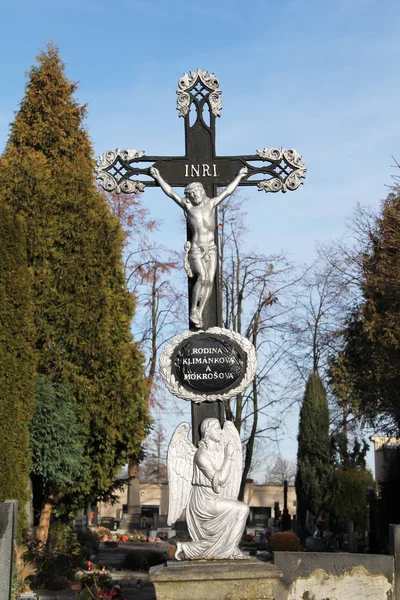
[0,202,36,534]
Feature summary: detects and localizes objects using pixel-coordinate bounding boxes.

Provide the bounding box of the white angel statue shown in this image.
[167,418,250,560]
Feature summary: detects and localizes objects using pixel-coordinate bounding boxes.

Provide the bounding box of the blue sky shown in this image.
[1,0,398,473]
[1,0,399,258]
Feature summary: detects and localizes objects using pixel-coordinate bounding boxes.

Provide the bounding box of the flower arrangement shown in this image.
[93,529,147,543]
[314,519,326,538]
[76,573,126,599]
[130,531,146,542]
[14,542,37,596]
[94,527,112,542]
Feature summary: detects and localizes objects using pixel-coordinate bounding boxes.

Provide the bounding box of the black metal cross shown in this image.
[96,69,306,441]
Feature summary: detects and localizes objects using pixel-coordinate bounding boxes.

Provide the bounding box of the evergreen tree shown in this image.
[329,434,374,540]
[295,371,333,539]
[0,201,36,534]
[330,191,400,434]
[330,467,374,541]
[30,376,85,545]
[0,45,149,520]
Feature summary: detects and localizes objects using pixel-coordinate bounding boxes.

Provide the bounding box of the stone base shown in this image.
[149,559,282,600]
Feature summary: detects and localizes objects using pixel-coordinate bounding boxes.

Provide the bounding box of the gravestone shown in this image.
[0,500,18,600]
[96,68,306,444]
[96,69,305,597]
[281,479,291,531]
[120,513,136,531]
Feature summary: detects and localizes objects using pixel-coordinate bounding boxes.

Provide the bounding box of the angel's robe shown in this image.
[181,445,250,560]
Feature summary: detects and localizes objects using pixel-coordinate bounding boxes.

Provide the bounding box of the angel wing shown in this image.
[167,422,196,526]
[221,421,242,500]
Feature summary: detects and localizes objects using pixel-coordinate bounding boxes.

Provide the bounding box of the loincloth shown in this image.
[184,242,217,277]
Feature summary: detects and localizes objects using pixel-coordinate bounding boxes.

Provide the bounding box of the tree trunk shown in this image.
[342,400,349,467]
[234,392,243,434]
[239,378,258,501]
[35,494,53,548]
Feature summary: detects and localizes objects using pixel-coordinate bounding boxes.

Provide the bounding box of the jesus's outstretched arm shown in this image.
[149,167,184,208]
[213,167,248,207]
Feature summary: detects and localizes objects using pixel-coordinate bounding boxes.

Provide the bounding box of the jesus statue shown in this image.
[149,166,248,328]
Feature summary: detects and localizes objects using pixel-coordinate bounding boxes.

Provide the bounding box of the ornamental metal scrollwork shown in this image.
[257,178,284,193]
[256,148,284,162]
[209,91,222,118]
[176,69,222,118]
[177,91,191,118]
[255,147,306,193]
[95,148,146,194]
[178,69,220,92]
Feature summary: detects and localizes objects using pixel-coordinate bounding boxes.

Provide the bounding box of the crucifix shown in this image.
[96,69,306,443]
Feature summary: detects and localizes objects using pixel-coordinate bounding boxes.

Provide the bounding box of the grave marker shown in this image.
[96,69,306,443]
[0,500,18,600]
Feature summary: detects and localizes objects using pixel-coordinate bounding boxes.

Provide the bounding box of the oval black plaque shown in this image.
[172,333,247,394]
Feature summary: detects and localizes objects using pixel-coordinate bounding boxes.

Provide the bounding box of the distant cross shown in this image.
[96,69,306,441]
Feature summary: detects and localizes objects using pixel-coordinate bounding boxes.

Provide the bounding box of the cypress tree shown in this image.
[295,371,333,539]
[0,201,36,534]
[0,45,149,521]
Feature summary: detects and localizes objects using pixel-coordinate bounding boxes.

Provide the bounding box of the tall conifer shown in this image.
[295,371,333,538]
[330,191,400,434]
[0,202,36,533]
[0,45,149,520]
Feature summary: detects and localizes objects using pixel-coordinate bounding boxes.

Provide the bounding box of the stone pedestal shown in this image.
[149,559,282,600]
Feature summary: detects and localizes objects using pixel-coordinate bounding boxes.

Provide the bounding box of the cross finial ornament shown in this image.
[95,69,306,204]
[176,69,222,117]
